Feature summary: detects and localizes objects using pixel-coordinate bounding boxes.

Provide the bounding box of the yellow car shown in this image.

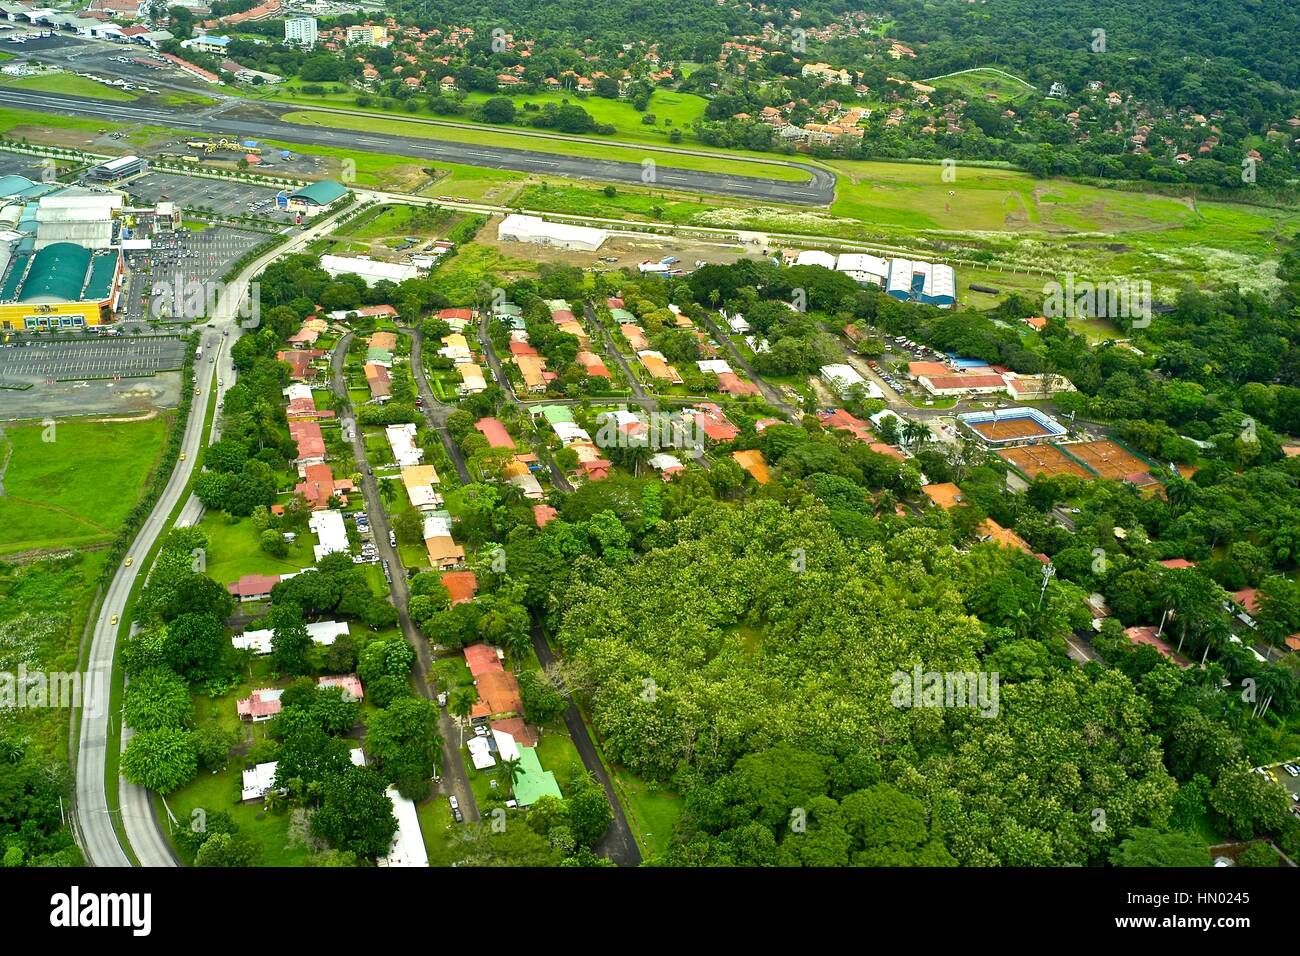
[180,453,186,461]
[124,556,133,567]
[110,615,118,626]
[194,386,200,395]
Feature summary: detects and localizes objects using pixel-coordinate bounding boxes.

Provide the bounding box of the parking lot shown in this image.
[0,335,187,383]
[0,150,55,183]
[117,224,269,323]
[124,172,295,224]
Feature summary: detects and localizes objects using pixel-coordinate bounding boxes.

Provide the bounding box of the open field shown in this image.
[998,443,1094,480]
[278,110,814,183]
[928,68,1037,104]
[268,82,716,150]
[0,415,171,556]
[0,72,137,101]
[194,512,316,585]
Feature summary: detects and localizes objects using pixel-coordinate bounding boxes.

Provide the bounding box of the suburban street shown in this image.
[329,333,479,824]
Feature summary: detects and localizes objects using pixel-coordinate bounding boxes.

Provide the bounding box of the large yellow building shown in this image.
[0,241,119,331]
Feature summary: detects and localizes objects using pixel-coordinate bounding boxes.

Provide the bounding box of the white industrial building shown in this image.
[820,363,883,400]
[232,620,350,656]
[794,249,836,269]
[385,423,423,468]
[308,509,349,561]
[320,254,419,286]
[836,253,890,286]
[34,191,123,250]
[497,214,608,251]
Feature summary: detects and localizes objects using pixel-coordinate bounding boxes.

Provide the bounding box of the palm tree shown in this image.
[449,686,478,747]
[902,419,930,451]
[1199,616,1230,667]
[495,754,523,796]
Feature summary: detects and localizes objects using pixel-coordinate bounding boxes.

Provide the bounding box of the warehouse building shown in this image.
[497,214,608,251]
[320,254,419,286]
[836,253,889,286]
[0,238,121,330]
[34,191,123,250]
[820,363,883,400]
[886,259,956,307]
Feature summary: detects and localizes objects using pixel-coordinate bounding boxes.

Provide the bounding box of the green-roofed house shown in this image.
[366,346,394,366]
[609,307,636,324]
[510,747,562,807]
[533,405,575,425]
[289,180,348,208]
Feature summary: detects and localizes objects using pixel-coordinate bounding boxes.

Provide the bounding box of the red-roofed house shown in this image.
[277,349,324,381]
[438,307,473,322]
[1159,558,1196,569]
[920,373,1007,396]
[288,420,326,466]
[237,688,284,721]
[470,670,523,719]
[317,674,364,701]
[1124,626,1193,668]
[489,717,538,748]
[295,462,355,509]
[475,417,516,449]
[692,403,739,443]
[716,371,762,396]
[819,408,874,443]
[226,573,281,602]
[464,643,503,677]
[533,504,558,527]
[440,570,478,605]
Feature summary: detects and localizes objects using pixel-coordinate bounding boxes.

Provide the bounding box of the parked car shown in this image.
[449,795,463,822]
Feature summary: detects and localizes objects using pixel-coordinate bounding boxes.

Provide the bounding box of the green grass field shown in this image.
[278,109,813,183]
[194,512,315,585]
[0,72,138,101]
[0,416,172,556]
[269,82,711,149]
[928,68,1037,104]
[0,106,125,139]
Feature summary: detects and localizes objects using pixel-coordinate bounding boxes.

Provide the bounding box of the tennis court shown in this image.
[1065,439,1150,481]
[999,444,1093,479]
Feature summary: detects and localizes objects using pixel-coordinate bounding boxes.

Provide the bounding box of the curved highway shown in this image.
[74,210,348,866]
[3,89,836,206]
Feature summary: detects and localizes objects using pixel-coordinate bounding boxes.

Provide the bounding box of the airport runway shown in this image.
[4,89,836,205]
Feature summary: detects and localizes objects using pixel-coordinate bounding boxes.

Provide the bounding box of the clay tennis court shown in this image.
[998,444,1093,479]
[969,416,1054,442]
[1065,439,1150,481]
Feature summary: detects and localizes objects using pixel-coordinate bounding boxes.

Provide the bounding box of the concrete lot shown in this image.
[0,335,186,383]
[124,171,294,223]
[0,151,55,182]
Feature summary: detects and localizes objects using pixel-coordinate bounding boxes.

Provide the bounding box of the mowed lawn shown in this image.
[196,511,315,585]
[0,415,171,556]
[0,72,137,101]
[828,159,1197,233]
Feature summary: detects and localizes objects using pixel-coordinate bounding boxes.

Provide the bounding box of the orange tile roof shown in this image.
[732,449,771,484]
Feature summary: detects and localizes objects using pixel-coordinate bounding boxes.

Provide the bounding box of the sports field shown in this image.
[969,416,1053,442]
[1064,439,1151,481]
[999,444,1093,480]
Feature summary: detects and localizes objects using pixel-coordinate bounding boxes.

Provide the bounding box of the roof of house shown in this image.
[533,504,558,527]
[470,669,522,718]
[977,518,1032,554]
[908,361,950,377]
[1124,626,1193,668]
[288,419,326,460]
[464,643,502,676]
[440,570,478,605]
[732,449,770,484]
[226,573,281,598]
[924,373,1007,391]
[1159,558,1196,569]
[922,482,964,510]
[511,746,563,807]
[474,417,515,449]
[1232,588,1260,616]
[490,717,538,748]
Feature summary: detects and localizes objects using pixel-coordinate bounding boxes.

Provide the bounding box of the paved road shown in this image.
[4,89,835,206]
[585,301,650,402]
[530,623,641,867]
[74,213,344,866]
[405,328,472,485]
[329,334,479,824]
